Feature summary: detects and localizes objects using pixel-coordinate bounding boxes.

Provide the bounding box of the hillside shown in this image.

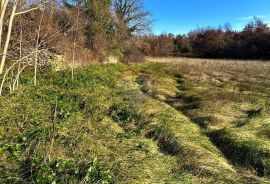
[1,58,270,183]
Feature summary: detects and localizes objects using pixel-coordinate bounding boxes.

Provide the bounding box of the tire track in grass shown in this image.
[135,72,270,183]
[108,82,196,183]
[171,75,270,182]
[170,75,270,181]
[117,73,241,184]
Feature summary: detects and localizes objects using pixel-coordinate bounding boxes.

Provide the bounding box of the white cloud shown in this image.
[233,14,270,31]
[239,14,270,21]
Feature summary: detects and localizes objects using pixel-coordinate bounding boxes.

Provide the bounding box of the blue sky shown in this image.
[142,0,270,35]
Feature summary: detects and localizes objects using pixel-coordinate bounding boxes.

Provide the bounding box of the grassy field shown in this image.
[1,58,270,183]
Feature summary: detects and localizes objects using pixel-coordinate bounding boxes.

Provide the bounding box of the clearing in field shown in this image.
[1,58,270,183]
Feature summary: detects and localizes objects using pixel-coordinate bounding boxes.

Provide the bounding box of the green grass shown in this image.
[117,75,239,183]
[1,60,270,183]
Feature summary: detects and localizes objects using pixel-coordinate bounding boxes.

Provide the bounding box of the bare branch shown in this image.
[15,6,41,15]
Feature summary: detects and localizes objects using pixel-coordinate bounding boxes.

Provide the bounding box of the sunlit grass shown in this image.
[1,58,270,183]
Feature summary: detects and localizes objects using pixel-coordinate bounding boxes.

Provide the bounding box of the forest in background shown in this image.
[1,0,270,95]
[1,0,270,77]
[0,0,151,74]
[143,18,270,59]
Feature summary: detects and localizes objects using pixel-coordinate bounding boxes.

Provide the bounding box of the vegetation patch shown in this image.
[1,60,270,183]
[208,129,270,177]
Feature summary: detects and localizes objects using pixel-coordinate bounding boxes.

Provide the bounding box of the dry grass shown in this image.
[1,58,270,183]
[146,57,270,83]
[136,57,270,182]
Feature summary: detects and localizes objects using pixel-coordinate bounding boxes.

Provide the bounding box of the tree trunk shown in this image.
[0,0,18,75]
[34,10,44,86]
[16,13,23,87]
[72,7,80,80]
[0,1,42,75]
[0,0,8,49]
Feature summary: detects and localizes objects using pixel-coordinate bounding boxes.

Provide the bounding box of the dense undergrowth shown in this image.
[1,60,270,183]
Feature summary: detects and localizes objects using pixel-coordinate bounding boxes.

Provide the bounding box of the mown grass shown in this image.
[1,59,270,183]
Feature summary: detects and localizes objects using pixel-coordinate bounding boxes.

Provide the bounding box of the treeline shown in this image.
[143,18,270,59]
[0,0,150,74]
[0,0,151,95]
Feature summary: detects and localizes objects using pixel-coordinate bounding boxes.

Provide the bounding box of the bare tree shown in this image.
[113,0,151,34]
[72,6,80,80]
[34,7,44,86]
[16,12,23,87]
[0,0,46,75]
[0,0,19,75]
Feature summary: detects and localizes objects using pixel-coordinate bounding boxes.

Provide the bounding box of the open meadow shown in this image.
[1,58,270,183]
